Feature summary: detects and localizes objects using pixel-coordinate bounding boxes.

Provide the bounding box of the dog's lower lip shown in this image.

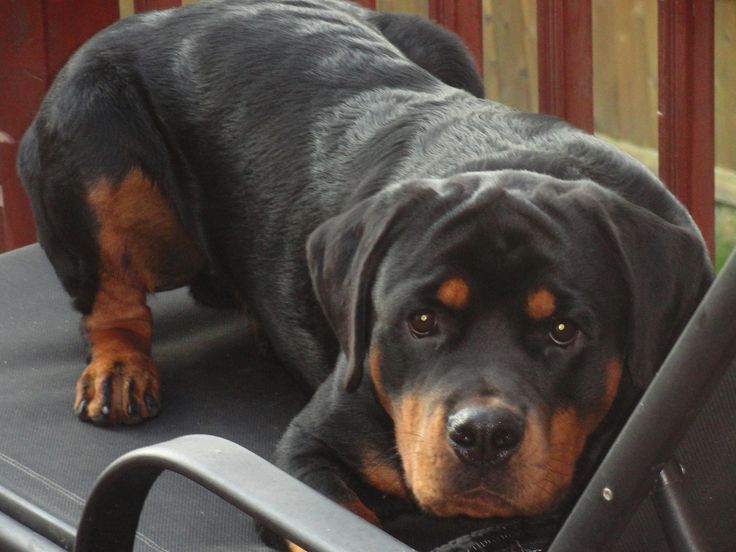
[421,485,519,518]
[460,486,514,505]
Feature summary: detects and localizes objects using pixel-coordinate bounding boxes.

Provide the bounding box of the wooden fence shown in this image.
[377,0,735,178]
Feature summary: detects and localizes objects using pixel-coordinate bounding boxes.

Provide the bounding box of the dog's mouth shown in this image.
[410,469,563,519]
[390,359,624,519]
[423,488,517,518]
[394,397,588,518]
[460,486,514,504]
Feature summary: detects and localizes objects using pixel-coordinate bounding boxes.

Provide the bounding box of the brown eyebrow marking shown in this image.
[436,277,470,310]
[526,288,556,320]
[369,346,393,416]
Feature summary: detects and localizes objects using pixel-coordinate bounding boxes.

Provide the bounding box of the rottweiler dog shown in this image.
[18,0,712,538]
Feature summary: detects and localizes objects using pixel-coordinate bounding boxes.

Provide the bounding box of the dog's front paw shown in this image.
[74,351,160,425]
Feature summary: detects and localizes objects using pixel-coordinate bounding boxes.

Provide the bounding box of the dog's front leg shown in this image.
[272,402,381,552]
[275,411,381,527]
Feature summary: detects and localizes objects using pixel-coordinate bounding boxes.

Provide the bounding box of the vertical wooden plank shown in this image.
[134,0,181,12]
[482,0,537,110]
[536,0,593,132]
[45,1,121,79]
[119,0,135,18]
[715,0,736,172]
[0,0,119,251]
[609,1,656,147]
[591,1,620,138]
[592,0,659,172]
[658,0,715,254]
[429,0,484,76]
[377,0,427,16]
[520,0,539,111]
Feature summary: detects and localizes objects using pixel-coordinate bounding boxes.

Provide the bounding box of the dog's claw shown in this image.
[74,353,160,425]
[75,398,89,419]
[124,379,143,424]
[101,375,112,408]
[89,375,113,424]
[144,392,160,417]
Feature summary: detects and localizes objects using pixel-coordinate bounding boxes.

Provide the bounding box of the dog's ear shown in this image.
[597,195,714,390]
[307,186,433,392]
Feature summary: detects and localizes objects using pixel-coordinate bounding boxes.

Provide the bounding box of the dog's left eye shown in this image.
[548,320,579,347]
[408,310,438,338]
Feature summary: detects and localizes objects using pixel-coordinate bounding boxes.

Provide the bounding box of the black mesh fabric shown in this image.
[612,357,736,552]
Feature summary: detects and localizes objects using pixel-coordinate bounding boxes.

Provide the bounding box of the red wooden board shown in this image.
[352,0,377,9]
[0,1,119,251]
[429,0,484,77]
[536,0,594,133]
[658,0,715,254]
[134,0,182,12]
[0,1,48,250]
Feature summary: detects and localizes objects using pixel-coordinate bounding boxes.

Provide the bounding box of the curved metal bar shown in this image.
[0,483,76,550]
[0,511,67,552]
[73,434,415,552]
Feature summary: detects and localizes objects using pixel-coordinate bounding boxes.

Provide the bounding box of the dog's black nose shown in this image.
[447,406,525,465]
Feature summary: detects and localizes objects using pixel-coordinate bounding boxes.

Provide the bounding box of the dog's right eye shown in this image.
[408,310,438,338]
[548,319,579,347]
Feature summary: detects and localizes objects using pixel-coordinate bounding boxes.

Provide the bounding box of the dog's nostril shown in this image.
[490,424,521,452]
[447,406,524,465]
[449,421,477,448]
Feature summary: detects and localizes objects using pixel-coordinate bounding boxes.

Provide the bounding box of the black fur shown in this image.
[18,0,712,544]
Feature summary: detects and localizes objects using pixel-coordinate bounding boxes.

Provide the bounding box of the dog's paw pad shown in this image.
[74,353,160,425]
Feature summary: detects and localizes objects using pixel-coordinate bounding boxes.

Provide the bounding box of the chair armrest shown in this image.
[74,434,416,552]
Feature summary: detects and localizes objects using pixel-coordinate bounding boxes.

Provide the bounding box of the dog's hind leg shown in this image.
[74,168,204,424]
[17,46,210,424]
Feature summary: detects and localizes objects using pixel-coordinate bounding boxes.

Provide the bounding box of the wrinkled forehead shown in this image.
[372,172,619,311]
[375,178,557,287]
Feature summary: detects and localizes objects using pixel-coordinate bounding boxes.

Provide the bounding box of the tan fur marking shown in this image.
[76,269,160,423]
[394,395,423,494]
[88,167,203,291]
[505,358,624,515]
[287,543,309,552]
[436,277,470,310]
[526,288,556,320]
[391,359,624,518]
[342,499,381,526]
[394,395,457,512]
[393,395,586,518]
[599,358,623,422]
[369,347,393,416]
[504,411,578,516]
[76,168,203,423]
[360,451,407,499]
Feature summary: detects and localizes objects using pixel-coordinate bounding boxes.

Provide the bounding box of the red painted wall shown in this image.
[0,0,119,250]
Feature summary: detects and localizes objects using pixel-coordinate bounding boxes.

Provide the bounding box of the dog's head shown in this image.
[307,171,712,518]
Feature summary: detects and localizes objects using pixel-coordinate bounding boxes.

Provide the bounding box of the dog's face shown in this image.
[308,171,711,519]
[367,212,626,518]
